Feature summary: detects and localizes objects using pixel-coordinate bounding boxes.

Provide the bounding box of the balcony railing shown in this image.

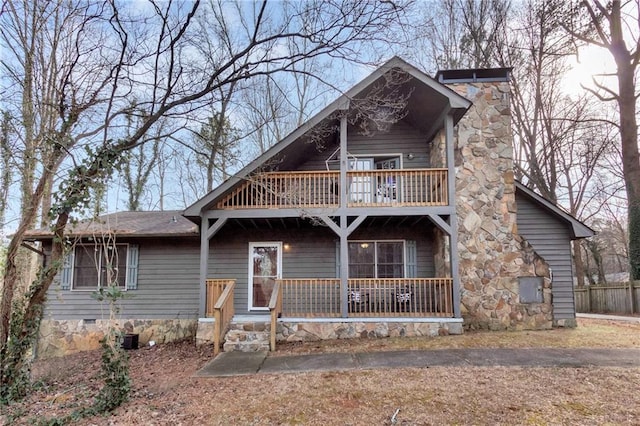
[216,169,448,209]
[274,278,453,318]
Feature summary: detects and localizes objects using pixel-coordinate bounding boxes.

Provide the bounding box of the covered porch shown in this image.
[205,276,456,353]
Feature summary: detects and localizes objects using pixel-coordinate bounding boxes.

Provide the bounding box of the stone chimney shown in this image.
[437,69,552,330]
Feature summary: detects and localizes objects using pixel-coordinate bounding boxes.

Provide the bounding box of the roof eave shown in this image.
[25,232,199,241]
[515,181,596,239]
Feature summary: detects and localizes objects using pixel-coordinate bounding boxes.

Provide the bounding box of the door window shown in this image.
[249,242,282,310]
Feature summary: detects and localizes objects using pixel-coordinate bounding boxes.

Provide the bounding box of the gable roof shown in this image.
[183,56,472,221]
[24,211,199,240]
[515,181,595,239]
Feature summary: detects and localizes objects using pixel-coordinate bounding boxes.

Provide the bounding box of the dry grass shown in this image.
[273,317,640,356]
[3,317,640,425]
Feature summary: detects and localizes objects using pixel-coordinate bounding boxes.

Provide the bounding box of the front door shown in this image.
[349,158,374,203]
[248,242,282,310]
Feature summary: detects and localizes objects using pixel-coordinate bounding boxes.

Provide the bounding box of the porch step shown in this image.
[223,321,271,352]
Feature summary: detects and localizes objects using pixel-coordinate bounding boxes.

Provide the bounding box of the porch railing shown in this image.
[206,279,236,356]
[274,278,453,318]
[205,279,235,317]
[217,171,340,209]
[347,168,448,207]
[216,169,448,209]
[348,278,453,317]
[278,278,342,318]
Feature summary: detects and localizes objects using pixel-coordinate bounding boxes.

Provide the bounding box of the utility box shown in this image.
[122,333,139,350]
[519,277,544,303]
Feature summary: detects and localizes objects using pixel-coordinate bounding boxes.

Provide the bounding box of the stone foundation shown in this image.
[195,319,463,350]
[553,318,578,328]
[277,321,463,341]
[37,318,197,358]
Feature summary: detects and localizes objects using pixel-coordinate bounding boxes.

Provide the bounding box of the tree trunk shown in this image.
[573,240,585,287]
[616,62,640,283]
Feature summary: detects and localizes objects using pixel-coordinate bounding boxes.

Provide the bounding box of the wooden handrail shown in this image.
[268,281,282,351]
[212,280,235,356]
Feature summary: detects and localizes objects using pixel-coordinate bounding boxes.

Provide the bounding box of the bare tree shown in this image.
[0,0,408,400]
[0,111,13,229]
[410,0,510,71]
[241,74,291,154]
[120,106,171,211]
[191,110,241,192]
[565,0,640,281]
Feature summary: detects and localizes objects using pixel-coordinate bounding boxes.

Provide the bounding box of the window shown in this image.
[60,244,139,290]
[348,241,404,278]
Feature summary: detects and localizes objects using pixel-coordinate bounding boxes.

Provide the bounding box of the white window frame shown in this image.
[349,153,404,170]
[71,243,130,291]
[248,241,282,311]
[348,239,406,278]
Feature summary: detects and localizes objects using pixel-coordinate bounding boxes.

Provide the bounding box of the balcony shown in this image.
[216,169,448,210]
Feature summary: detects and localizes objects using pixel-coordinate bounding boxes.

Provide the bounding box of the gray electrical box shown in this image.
[519,277,544,303]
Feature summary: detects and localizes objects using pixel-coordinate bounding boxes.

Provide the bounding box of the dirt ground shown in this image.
[3,318,640,425]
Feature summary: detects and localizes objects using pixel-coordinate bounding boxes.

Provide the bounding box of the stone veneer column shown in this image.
[447,81,553,330]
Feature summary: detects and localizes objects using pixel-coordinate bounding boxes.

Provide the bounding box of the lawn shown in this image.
[3,318,640,425]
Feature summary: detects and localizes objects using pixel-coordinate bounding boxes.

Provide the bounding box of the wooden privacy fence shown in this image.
[574,281,640,314]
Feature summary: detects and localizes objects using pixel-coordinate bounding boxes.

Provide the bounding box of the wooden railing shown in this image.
[217,171,340,209]
[216,169,448,209]
[274,278,453,318]
[205,279,234,317]
[347,168,448,207]
[268,281,283,351]
[278,278,342,318]
[348,278,453,317]
[206,279,236,356]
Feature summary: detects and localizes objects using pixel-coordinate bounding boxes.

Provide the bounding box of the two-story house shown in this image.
[29,57,594,357]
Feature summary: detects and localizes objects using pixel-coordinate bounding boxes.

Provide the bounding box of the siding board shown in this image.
[516,192,576,321]
[44,239,200,320]
[209,223,437,315]
[299,121,434,170]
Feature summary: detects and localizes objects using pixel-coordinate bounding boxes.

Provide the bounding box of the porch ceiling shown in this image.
[225,215,436,231]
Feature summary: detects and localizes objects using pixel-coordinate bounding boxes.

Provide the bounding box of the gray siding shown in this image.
[299,121,432,170]
[516,193,576,320]
[209,223,436,315]
[44,238,200,320]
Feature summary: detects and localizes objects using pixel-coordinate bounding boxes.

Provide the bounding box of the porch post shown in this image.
[445,113,462,318]
[339,111,349,317]
[198,214,228,318]
[199,220,210,318]
[340,225,349,317]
